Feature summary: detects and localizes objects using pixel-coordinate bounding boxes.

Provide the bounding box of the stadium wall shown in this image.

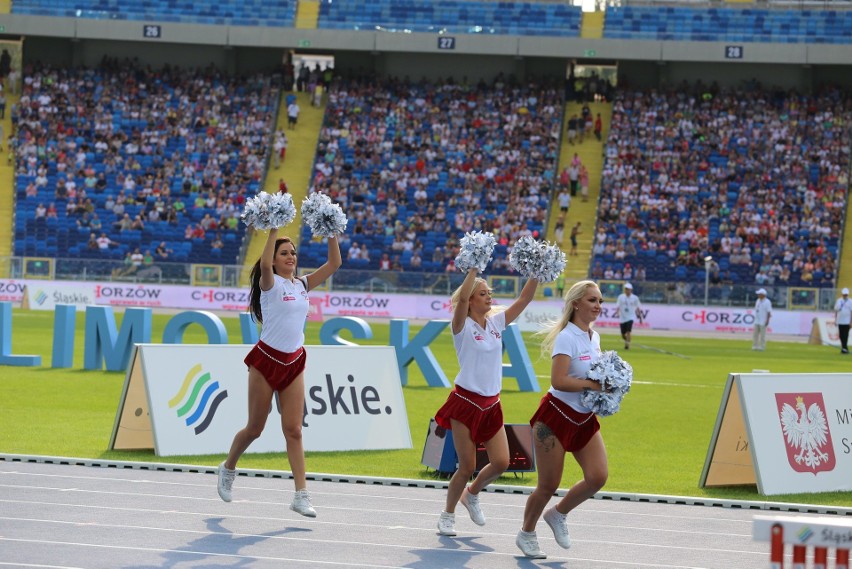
[3,13,851,84]
[19,34,852,93]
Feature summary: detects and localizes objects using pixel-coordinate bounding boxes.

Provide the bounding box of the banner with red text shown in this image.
[3,278,832,336]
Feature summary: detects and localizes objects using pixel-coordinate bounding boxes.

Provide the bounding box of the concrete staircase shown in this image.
[580,10,604,39]
[295,0,320,29]
[836,218,852,291]
[241,91,324,283]
[548,101,612,286]
[0,91,17,277]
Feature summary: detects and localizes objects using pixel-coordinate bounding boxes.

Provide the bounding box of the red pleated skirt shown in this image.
[244,341,306,392]
[529,393,600,452]
[435,385,504,444]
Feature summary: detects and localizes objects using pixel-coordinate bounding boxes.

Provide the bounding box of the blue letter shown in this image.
[52,304,77,368]
[320,316,374,346]
[240,313,259,344]
[162,311,228,344]
[502,323,539,392]
[389,319,450,387]
[0,301,41,366]
[84,306,152,371]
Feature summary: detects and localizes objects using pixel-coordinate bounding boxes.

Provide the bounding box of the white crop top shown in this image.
[452,310,507,397]
[258,274,309,353]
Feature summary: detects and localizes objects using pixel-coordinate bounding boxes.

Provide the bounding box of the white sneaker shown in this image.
[290,489,317,518]
[217,461,235,502]
[437,511,457,536]
[516,530,546,559]
[544,507,572,549]
[460,488,486,526]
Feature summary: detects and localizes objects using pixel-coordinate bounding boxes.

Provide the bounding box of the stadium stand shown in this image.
[11,0,297,26]
[317,0,582,36]
[603,5,852,43]
[4,3,851,297]
[592,83,849,294]
[296,76,564,280]
[13,61,278,281]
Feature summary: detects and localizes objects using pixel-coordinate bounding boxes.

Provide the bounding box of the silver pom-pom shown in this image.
[241,192,296,230]
[301,192,348,237]
[509,236,566,283]
[508,235,540,277]
[580,389,623,417]
[455,231,497,273]
[581,350,633,417]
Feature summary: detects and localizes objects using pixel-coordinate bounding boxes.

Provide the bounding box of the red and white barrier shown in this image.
[755,515,851,568]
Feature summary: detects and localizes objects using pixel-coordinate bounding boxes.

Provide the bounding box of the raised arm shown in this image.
[550,354,603,393]
[259,228,279,292]
[304,235,342,292]
[451,268,479,335]
[502,277,539,326]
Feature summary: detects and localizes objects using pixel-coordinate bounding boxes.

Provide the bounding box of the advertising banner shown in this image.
[22,282,97,310]
[3,277,834,337]
[515,301,831,337]
[110,344,412,456]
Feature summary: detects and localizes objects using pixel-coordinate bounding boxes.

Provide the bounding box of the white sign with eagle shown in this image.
[737,373,852,495]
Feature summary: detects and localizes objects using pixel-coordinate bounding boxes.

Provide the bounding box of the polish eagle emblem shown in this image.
[779,396,830,470]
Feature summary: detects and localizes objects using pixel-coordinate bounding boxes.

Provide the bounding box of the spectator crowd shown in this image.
[593,81,848,289]
[14,59,279,276]
[298,74,564,274]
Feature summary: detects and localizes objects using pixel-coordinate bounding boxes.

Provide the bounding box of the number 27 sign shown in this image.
[438,37,456,50]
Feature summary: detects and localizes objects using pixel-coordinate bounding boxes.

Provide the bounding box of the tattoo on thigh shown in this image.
[535,422,556,452]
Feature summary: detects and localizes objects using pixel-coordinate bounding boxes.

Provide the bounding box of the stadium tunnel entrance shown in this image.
[568,59,617,102]
[288,51,334,92]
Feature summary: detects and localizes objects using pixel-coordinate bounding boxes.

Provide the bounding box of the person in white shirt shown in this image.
[217,227,341,517]
[287,101,300,130]
[834,287,851,354]
[516,280,608,559]
[615,282,642,350]
[752,288,772,351]
[435,267,538,537]
[95,232,113,250]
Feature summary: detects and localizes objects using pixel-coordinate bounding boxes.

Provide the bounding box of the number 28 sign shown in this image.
[725,45,743,59]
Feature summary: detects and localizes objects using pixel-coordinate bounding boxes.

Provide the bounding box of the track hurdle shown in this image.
[754,515,852,569]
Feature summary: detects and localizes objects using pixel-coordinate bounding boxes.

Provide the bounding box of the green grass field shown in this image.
[1,308,850,507]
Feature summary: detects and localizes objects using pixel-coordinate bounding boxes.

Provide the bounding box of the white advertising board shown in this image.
[712,373,852,496]
[109,344,412,456]
[811,317,841,348]
[738,373,852,495]
[753,514,852,549]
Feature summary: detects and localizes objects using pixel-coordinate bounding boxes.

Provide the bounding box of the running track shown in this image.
[1,455,849,569]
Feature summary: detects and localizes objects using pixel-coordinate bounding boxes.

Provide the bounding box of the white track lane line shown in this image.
[0,514,766,560]
[0,564,85,569]
[0,492,758,540]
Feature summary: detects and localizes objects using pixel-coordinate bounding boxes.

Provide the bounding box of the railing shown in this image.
[1,256,841,311]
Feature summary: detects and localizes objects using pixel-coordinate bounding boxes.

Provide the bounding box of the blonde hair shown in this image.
[450,277,503,316]
[540,280,599,354]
